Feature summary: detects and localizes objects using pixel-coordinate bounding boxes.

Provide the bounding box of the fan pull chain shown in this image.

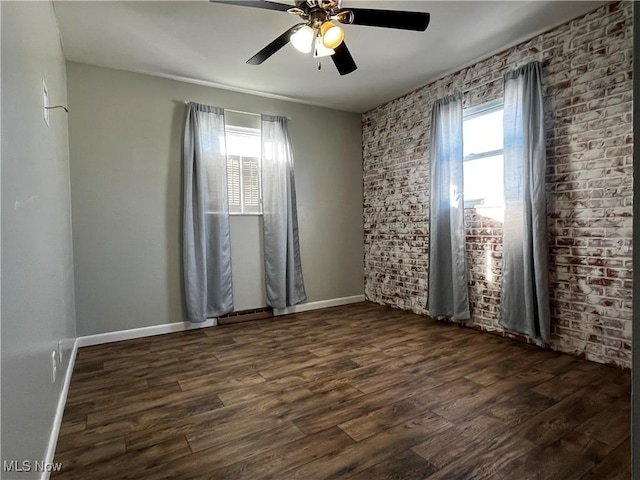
[318,62,321,71]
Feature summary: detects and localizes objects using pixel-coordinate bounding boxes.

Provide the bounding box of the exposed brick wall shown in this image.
[362,1,632,368]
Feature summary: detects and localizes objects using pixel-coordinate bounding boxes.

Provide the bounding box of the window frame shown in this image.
[224,124,263,216]
[462,99,504,209]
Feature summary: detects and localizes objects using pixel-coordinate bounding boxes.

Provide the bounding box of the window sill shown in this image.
[229,212,263,216]
[464,199,486,209]
[464,205,505,209]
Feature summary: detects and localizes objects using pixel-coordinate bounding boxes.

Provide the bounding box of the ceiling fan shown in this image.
[209,0,430,75]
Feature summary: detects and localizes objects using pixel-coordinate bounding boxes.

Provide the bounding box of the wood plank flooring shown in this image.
[52,302,631,479]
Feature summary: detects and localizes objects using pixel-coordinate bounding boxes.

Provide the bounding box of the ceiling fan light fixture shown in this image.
[313,34,335,58]
[291,25,314,53]
[320,21,344,49]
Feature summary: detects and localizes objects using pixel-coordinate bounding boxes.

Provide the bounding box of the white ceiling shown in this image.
[53,0,607,113]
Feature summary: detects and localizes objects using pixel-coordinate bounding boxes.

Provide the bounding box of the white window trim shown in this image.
[463,98,503,120]
[226,125,261,139]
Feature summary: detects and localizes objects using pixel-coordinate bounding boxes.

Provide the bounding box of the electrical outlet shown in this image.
[51,351,57,383]
[43,80,49,126]
[57,340,63,365]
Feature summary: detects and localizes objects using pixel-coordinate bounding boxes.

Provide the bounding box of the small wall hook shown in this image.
[45,105,69,113]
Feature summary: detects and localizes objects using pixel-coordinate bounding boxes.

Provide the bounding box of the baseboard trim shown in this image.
[273,295,365,316]
[76,318,218,348]
[41,338,79,480]
[76,296,366,346]
[75,296,366,348]
[43,294,364,477]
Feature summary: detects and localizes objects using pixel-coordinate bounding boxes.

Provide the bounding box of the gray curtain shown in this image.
[499,61,551,341]
[261,115,307,309]
[183,102,233,322]
[427,94,470,320]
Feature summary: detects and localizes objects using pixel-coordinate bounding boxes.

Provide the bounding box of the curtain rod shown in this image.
[225,108,260,117]
[183,102,291,120]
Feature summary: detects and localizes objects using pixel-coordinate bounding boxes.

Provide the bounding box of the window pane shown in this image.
[224,123,262,214]
[463,109,503,157]
[226,131,261,158]
[464,155,504,206]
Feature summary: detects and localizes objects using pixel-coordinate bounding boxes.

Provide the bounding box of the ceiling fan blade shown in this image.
[209,0,292,13]
[247,25,299,65]
[339,8,430,31]
[331,42,357,76]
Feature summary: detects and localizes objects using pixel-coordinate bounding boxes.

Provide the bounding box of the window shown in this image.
[463,100,504,209]
[224,123,262,214]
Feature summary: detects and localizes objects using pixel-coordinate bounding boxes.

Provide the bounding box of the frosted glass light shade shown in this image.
[291,25,314,53]
[321,22,344,49]
[313,35,335,58]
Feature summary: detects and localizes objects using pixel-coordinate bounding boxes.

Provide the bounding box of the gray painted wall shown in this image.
[1,1,77,476]
[66,62,364,336]
[230,216,267,311]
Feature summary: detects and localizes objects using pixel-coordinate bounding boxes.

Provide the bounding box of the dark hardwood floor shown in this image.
[52,302,631,479]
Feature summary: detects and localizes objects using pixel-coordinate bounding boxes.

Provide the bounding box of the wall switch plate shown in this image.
[43,80,49,126]
[51,351,57,383]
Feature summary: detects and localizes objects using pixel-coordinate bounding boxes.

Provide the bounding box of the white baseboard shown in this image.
[42,294,364,477]
[41,317,216,478]
[76,317,218,348]
[77,295,366,346]
[41,338,79,480]
[273,294,365,316]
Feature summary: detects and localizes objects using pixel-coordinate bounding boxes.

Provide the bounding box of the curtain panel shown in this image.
[261,115,307,309]
[182,102,234,322]
[499,61,551,341]
[427,94,470,320]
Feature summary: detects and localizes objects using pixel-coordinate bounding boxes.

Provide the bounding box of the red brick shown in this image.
[362,2,631,368]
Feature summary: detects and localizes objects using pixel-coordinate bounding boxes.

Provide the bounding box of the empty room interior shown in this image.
[2,0,639,479]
